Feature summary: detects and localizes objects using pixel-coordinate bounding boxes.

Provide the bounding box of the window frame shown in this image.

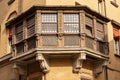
[63,13,80,46]
[15,21,24,43]
[63,13,79,33]
[85,15,94,37]
[96,20,105,41]
[113,27,120,56]
[41,13,58,46]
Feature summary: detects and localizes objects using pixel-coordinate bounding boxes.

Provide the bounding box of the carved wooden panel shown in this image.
[85,36,94,49]
[16,42,24,54]
[97,41,105,53]
[42,35,57,46]
[27,37,36,50]
[64,35,80,46]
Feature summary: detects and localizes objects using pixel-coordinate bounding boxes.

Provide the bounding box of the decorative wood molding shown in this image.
[110,1,119,8]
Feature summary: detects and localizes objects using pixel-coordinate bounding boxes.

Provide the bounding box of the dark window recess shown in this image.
[27,16,35,37]
[16,42,24,54]
[97,41,105,53]
[27,37,36,50]
[15,23,23,42]
[85,36,94,49]
[8,0,15,5]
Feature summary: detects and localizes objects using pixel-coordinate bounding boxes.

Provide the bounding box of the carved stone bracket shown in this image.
[94,60,108,77]
[73,52,86,73]
[36,53,49,73]
[58,33,63,40]
[13,63,27,79]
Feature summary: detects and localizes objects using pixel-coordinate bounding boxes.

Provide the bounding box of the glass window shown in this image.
[114,38,120,55]
[64,14,79,33]
[42,14,57,33]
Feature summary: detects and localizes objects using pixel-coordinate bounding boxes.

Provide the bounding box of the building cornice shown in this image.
[0,53,12,63]
[6,5,110,27]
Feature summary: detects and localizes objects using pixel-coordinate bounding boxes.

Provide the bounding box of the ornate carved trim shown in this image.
[36,54,49,73]
[73,53,86,73]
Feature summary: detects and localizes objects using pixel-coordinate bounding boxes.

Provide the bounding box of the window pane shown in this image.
[64,14,79,33]
[42,14,57,22]
[64,24,79,32]
[64,14,79,22]
[42,24,57,33]
[42,14,57,33]
[114,39,120,55]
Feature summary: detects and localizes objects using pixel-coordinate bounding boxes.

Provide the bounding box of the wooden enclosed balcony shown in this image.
[6,6,110,61]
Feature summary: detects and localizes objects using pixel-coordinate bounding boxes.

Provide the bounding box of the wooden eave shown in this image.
[111,20,120,27]
[6,5,110,27]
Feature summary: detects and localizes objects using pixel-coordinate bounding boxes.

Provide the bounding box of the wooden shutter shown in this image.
[27,16,35,37]
[96,21,104,40]
[85,16,93,27]
[15,22,23,42]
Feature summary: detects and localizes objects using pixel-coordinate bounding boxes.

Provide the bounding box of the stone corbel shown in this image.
[73,52,86,73]
[94,60,108,77]
[36,53,49,73]
[13,63,27,79]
